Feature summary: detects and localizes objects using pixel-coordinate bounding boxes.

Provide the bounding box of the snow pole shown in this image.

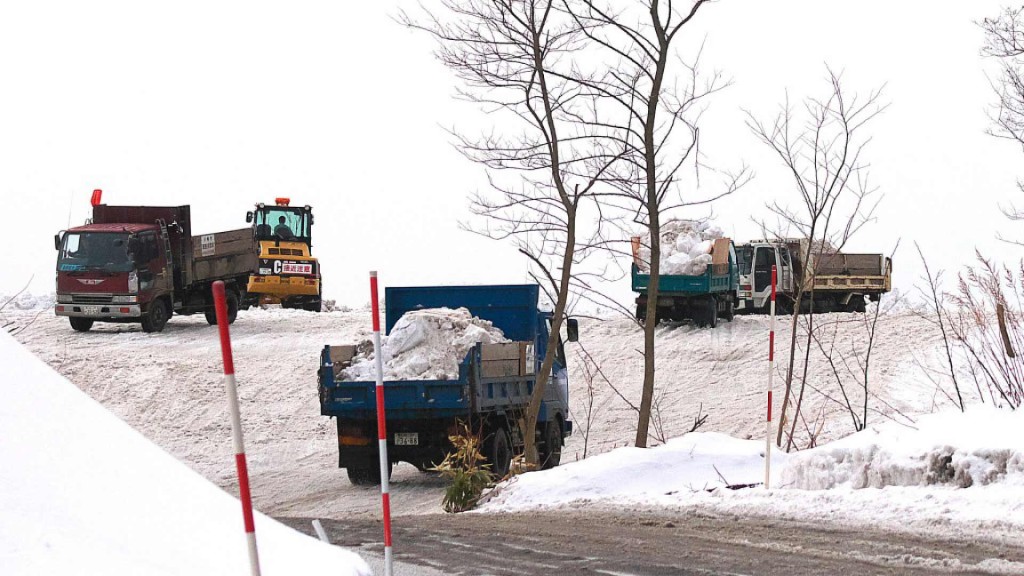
[765,265,777,489]
[212,281,262,576]
[369,271,394,576]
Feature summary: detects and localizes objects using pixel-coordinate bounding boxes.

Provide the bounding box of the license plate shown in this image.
[82,305,101,315]
[394,433,419,446]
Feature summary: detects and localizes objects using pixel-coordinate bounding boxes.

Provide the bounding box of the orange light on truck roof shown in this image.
[90,189,103,207]
[275,197,290,206]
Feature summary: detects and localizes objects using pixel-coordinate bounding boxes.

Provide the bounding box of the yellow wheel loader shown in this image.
[246,198,322,311]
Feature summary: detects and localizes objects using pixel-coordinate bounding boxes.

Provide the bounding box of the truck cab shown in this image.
[55,216,180,333]
[246,198,321,311]
[736,241,795,312]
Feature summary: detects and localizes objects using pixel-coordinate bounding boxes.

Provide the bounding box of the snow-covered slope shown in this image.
[7,304,955,519]
[0,330,370,576]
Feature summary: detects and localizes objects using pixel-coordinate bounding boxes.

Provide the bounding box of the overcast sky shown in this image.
[1,0,1019,309]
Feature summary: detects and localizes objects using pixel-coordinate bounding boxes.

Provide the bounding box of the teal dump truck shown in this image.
[631,237,738,327]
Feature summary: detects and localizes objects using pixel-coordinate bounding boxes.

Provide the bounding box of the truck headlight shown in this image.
[128,270,139,293]
[112,295,138,304]
[57,294,72,303]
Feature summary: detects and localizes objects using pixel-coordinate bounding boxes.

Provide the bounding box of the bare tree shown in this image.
[746,68,886,450]
[982,6,1024,231]
[565,0,747,448]
[400,0,620,465]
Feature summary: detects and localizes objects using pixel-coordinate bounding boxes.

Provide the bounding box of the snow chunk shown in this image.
[1,292,55,311]
[341,307,509,381]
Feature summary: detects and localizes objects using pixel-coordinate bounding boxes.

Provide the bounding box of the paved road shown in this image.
[280,510,1024,575]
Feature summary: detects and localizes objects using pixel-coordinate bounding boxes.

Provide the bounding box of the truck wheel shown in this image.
[486,426,512,480]
[721,298,735,322]
[205,291,239,325]
[847,296,867,313]
[540,421,562,470]
[346,461,393,486]
[695,297,717,328]
[141,299,169,333]
[69,317,94,332]
[303,298,322,312]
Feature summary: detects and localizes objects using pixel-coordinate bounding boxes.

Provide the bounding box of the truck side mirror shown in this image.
[566,318,579,342]
[246,211,254,223]
[54,232,63,251]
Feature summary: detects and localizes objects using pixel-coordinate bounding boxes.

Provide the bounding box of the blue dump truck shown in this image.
[631,237,739,327]
[318,284,576,485]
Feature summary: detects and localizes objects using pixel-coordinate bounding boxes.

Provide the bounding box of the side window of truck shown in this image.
[136,233,158,264]
[755,247,771,269]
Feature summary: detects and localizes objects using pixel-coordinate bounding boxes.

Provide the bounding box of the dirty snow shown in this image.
[0,329,371,576]
[341,307,508,381]
[636,219,724,275]
[480,407,1024,556]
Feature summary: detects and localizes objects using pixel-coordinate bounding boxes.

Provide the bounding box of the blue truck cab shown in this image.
[318,284,575,485]
[631,237,738,327]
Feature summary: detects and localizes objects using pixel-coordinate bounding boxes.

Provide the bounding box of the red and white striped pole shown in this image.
[212,281,261,576]
[369,271,394,576]
[765,265,777,489]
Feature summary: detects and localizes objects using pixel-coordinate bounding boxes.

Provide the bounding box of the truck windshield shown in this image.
[255,207,311,243]
[58,232,133,272]
[737,245,754,275]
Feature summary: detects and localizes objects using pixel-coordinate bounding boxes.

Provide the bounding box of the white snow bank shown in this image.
[341,307,508,381]
[637,219,724,276]
[0,330,371,576]
[783,406,1024,489]
[478,409,1024,548]
[479,433,787,512]
[0,291,54,311]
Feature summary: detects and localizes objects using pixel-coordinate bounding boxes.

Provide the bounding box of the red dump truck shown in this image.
[54,194,258,332]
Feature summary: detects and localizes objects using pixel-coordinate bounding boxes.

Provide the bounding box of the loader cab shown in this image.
[247,198,313,245]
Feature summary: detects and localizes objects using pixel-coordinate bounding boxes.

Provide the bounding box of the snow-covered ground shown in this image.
[0,329,371,575]
[479,408,1024,562]
[12,295,1018,564]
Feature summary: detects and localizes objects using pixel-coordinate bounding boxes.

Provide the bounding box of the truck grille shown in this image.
[71,294,114,304]
[267,248,303,256]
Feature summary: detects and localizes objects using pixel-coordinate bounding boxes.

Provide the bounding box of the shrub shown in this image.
[432,422,493,513]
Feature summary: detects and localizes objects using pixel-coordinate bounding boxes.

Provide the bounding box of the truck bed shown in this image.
[318,341,536,420]
[189,228,257,283]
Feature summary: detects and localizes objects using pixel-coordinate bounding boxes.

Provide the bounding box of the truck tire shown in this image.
[303,298,322,312]
[486,426,512,480]
[721,297,735,322]
[69,317,94,332]
[846,296,867,313]
[695,296,717,328]
[141,298,169,333]
[346,460,393,486]
[540,420,562,470]
[205,291,239,325]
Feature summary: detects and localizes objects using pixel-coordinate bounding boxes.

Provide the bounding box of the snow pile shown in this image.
[341,307,509,381]
[637,219,724,276]
[478,407,1024,547]
[1,291,54,310]
[783,406,1024,490]
[480,432,787,512]
[0,329,371,576]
